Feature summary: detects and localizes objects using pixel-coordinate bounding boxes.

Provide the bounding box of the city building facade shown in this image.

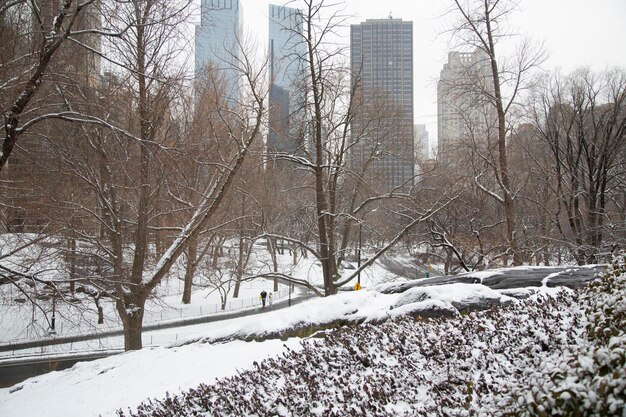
[195,0,242,106]
[437,49,496,165]
[267,4,306,155]
[350,18,414,190]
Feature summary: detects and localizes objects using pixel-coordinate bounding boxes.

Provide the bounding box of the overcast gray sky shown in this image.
[236,0,626,149]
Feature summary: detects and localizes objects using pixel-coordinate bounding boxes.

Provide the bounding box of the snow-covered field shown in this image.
[0,239,417,416]
[1,234,620,417]
[3,264,619,417]
[0,237,408,344]
[1,339,300,417]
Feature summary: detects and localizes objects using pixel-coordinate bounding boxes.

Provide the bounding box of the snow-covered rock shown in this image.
[393,283,513,312]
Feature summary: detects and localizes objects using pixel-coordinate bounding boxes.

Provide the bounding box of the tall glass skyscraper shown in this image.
[351,18,414,190]
[268,4,306,155]
[195,0,242,106]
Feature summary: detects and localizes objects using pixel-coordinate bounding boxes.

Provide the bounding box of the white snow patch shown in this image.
[0,263,580,417]
[393,283,511,309]
[0,339,301,417]
[458,270,504,282]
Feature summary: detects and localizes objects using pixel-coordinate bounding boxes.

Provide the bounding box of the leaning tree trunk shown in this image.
[182,237,197,304]
[233,235,246,299]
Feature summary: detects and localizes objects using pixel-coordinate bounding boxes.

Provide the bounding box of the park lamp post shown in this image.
[49,293,57,335]
[357,222,362,286]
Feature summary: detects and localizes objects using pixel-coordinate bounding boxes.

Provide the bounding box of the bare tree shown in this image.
[445,0,547,265]
[5,1,268,350]
[194,252,242,311]
[528,68,626,264]
[264,1,401,295]
[249,0,463,294]
[0,0,101,171]
[507,123,560,265]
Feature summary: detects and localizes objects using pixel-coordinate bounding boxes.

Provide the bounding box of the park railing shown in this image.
[0,288,296,353]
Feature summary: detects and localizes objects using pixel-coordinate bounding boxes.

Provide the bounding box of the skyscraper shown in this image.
[195,0,242,105]
[437,50,495,165]
[350,18,414,190]
[268,4,306,155]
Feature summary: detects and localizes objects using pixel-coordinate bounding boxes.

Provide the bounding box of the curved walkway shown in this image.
[0,293,313,355]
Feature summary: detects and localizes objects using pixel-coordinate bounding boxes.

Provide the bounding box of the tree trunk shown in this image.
[97,304,104,325]
[483,3,519,266]
[182,237,197,304]
[123,316,144,351]
[233,235,246,299]
[233,281,241,299]
[121,298,146,351]
[291,241,298,266]
[68,237,76,294]
[444,250,452,275]
[304,1,336,296]
[211,243,221,269]
[130,6,152,290]
[267,237,279,271]
[277,239,284,255]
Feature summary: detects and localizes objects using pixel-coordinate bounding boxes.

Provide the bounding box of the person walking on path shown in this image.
[260,290,268,308]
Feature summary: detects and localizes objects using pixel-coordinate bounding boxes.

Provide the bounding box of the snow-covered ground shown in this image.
[2,234,610,417]
[0,239,409,344]
[1,339,300,417]
[1,277,566,417]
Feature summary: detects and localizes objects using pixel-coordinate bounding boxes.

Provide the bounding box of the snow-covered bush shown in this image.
[515,253,626,416]
[116,257,624,417]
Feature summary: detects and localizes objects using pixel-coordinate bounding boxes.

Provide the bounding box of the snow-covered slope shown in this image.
[0,283,580,416]
[0,260,620,417]
[116,257,625,416]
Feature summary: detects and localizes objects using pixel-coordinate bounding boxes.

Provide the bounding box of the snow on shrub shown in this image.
[117,257,624,417]
[513,253,626,416]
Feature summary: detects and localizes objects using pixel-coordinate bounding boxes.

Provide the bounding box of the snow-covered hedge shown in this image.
[514,253,626,416]
[117,257,625,417]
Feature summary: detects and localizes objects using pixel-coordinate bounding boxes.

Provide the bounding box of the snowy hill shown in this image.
[119,256,625,416]
[1,257,623,417]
